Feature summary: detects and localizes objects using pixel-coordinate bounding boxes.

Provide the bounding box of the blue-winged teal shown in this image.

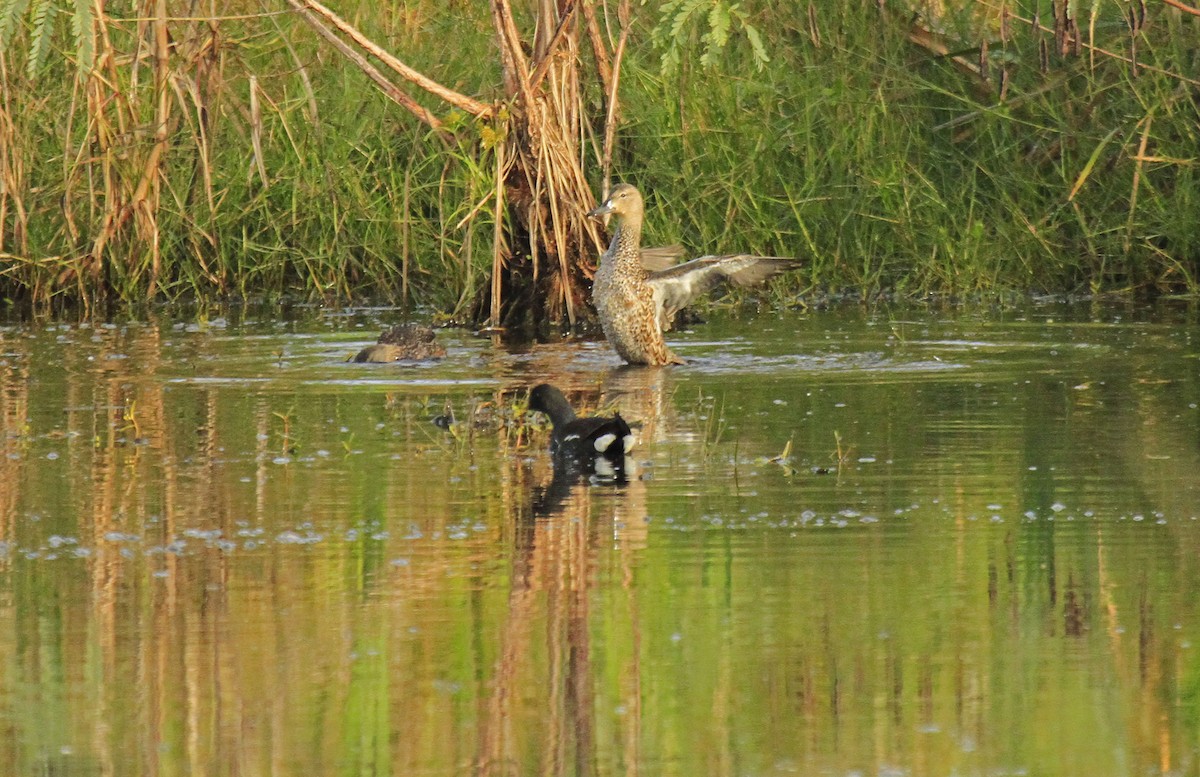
[352,323,446,363]
[528,383,634,475]
[588,183,800,365]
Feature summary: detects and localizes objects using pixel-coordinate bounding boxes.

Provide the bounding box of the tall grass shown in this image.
[625,0,1200,298]
[0,0,1197,313]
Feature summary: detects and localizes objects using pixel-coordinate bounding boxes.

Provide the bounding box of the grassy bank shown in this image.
[1,0,1197,314]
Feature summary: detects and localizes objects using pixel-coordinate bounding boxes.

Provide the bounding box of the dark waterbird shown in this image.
[588,183,801,365]
[352,323,446,363]
[527,383,634,477]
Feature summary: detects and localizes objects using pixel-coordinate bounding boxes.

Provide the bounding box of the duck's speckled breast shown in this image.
[593,260,677,365]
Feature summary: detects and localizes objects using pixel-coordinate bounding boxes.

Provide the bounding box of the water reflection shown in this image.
[483,458,649,777]
[1,303,1200,776]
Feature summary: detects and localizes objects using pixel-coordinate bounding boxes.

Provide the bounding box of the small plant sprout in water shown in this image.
[272,408,297,456]
[507,392,541,449]
[432,399,472,456]
[832,431,854,468]
[693,390,728,462]
[120,398,141,437]
[762,437,797,477]
[812,431,853,475]
[425,396,519,458]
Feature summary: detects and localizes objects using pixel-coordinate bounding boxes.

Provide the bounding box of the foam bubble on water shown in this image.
[105,532,139,543]
[183,528,222,541]
[276,530,323,545]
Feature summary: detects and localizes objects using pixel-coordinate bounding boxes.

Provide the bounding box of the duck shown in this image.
[587,183,801,365]
[352,323,446,363]
[527,383,634,475]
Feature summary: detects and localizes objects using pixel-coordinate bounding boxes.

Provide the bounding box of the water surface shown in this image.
[2,301,1199,776]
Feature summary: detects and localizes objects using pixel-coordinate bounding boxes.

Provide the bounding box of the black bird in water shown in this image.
[527,383,633,478]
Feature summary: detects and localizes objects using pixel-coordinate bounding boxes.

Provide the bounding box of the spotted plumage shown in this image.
[351,323,446,363]
[587,184,801,366]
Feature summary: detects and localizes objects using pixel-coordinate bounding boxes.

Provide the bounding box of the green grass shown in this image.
[1,0,1198,313]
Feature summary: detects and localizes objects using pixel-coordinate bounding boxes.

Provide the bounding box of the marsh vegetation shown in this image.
[0,0,1197,320]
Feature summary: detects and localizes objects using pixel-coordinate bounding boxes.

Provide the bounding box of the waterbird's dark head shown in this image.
[587,183,643,220]
[528,383,576,426]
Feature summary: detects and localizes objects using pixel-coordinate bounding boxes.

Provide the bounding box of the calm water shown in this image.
[2,301,1200,776]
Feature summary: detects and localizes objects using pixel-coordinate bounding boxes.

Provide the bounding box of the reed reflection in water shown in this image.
[0,305,1199,776]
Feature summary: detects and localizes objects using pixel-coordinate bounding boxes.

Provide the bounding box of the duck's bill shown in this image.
[587,201,613,217]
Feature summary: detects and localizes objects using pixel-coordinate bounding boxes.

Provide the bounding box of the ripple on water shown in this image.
[676,347,967,376]
[3,303,1200,776]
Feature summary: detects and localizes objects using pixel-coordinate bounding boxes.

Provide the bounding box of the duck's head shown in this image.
[587,184,642,220]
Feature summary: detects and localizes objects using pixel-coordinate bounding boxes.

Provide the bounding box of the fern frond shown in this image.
[71,0,93,75]
[700,1,731,68]
[660,45,681,77]
[26,0,56,80]
[0,0,32,51]
[743,23,769,70]
[708,2,731,49]
[654,0,772,77]
[670,0,705,40]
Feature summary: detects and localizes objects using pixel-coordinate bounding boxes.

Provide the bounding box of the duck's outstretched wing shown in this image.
[640,245,685,272]
[646,255,800,331]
